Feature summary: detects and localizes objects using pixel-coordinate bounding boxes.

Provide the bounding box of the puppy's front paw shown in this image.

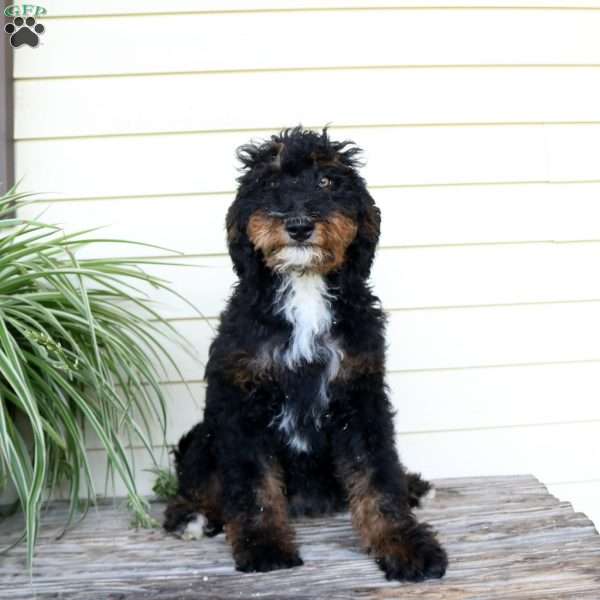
[376,522,447,582]
[235,543,303,573]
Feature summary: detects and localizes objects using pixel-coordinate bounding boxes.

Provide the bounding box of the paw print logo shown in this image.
[4,16,45,48]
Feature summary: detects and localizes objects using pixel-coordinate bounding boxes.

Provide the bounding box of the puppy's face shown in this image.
[227,128,380,277]
[245,168,359,274]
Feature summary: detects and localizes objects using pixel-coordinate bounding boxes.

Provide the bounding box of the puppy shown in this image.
[164,127,448,581]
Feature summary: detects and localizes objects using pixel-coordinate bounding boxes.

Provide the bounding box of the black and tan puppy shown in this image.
[164,127,448,581]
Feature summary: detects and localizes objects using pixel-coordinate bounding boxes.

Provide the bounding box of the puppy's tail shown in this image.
[171,421,200,477]
[163,426,200,535]
[406,472,436,508]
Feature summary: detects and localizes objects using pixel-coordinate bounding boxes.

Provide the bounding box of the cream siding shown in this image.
[12,2,600,525]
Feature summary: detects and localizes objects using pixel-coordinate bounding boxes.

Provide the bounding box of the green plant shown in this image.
[0,189,195,566]
[150,466,178,501]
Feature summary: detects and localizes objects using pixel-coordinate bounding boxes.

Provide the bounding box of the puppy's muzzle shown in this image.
[284,216,314,243]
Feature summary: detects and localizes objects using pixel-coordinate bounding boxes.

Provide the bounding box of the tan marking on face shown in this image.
[248,210,327,272]
[247,210,356,274]
[312,211,358,273]
[247,211,289,258]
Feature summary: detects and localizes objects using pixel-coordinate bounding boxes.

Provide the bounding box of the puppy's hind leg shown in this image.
[164,496,208,540]
[164,476,224,540]
[164,422,224,540]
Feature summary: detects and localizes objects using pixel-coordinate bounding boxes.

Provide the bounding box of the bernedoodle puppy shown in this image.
[164,127,448,581]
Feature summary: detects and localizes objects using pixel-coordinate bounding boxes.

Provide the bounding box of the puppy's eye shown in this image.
[318,176,331,189]
[269,180,279,188]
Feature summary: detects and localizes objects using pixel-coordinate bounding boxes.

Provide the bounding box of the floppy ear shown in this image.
[229,138,286,279]
[225,196,266,280]
[344,195,381,279]
[226,198,249,277]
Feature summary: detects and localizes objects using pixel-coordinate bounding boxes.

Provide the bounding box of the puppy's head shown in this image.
[227,127,380,279]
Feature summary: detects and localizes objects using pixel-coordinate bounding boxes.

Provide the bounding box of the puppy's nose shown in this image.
[285,218,315,242]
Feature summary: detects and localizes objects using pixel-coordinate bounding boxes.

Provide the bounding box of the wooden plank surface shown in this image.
[1,475,599,599]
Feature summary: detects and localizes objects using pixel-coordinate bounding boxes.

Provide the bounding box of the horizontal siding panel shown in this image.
[398,422,600,481]
[18,124,600,200]
[386,302,600,371]
[112,243,600,320]
[159,319,213,382]
[21,182,600,256]
[157,302,600,381]
[85,422,600,496]
[13,10,600,78]
[374,243,600,310]
[84,362,600,450]
[375,182,600,247]
[15,67,600,139]
[391,362,600,431]
[546,125,600,180]
[142,256,232,320]
[15,125,552,198]
[41,1,600,17]
[19,195,232,257]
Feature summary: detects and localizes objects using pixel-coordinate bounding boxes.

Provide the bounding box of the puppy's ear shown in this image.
[237,140,283,174]
[225,197,266,280]
[345,195,381,279]
[226,199,249,277]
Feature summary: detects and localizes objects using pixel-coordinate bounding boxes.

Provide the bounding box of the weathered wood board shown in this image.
[1,475,599,599]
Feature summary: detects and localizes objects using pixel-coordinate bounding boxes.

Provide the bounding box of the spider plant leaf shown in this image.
[0,189,202,567]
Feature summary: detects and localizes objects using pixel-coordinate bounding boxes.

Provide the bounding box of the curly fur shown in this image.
[164,127,448,581]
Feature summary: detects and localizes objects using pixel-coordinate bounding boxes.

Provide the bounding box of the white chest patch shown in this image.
[273,272,342,453]
[275,272,333,368]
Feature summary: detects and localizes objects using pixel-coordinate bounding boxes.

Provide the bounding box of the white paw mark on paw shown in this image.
[180,514,207,540]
